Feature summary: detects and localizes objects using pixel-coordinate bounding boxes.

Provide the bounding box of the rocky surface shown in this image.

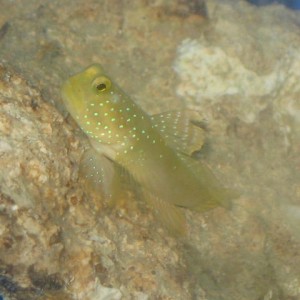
[0,0,299,299]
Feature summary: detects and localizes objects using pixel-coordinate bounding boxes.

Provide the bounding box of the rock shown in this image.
[0,0,299,299]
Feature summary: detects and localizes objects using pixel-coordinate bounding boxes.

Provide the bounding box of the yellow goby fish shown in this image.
[62,64,234,236]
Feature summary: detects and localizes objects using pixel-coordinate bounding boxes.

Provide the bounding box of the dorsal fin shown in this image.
[150,110,206,156]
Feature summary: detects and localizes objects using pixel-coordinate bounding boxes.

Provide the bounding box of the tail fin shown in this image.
[179,153,239,212]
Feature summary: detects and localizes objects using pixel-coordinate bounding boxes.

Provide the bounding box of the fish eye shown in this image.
[96,83,106,91]
[92,76,112,93]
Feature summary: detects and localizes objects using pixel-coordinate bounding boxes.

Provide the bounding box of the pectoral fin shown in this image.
[79,148,121,200]
[80,147,135,207]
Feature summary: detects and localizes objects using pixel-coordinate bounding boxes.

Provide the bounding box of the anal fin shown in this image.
[143,189,187,237]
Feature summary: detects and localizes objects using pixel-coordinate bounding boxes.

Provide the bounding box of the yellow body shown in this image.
[62,64,234,236]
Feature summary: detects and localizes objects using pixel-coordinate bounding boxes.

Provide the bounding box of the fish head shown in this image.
[62,64,140,146]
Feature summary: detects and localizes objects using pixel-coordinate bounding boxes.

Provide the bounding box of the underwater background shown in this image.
[248,0,300,9]
[0,0,299,299]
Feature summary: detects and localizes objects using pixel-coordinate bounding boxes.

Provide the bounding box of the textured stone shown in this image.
[0,0,299,299]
